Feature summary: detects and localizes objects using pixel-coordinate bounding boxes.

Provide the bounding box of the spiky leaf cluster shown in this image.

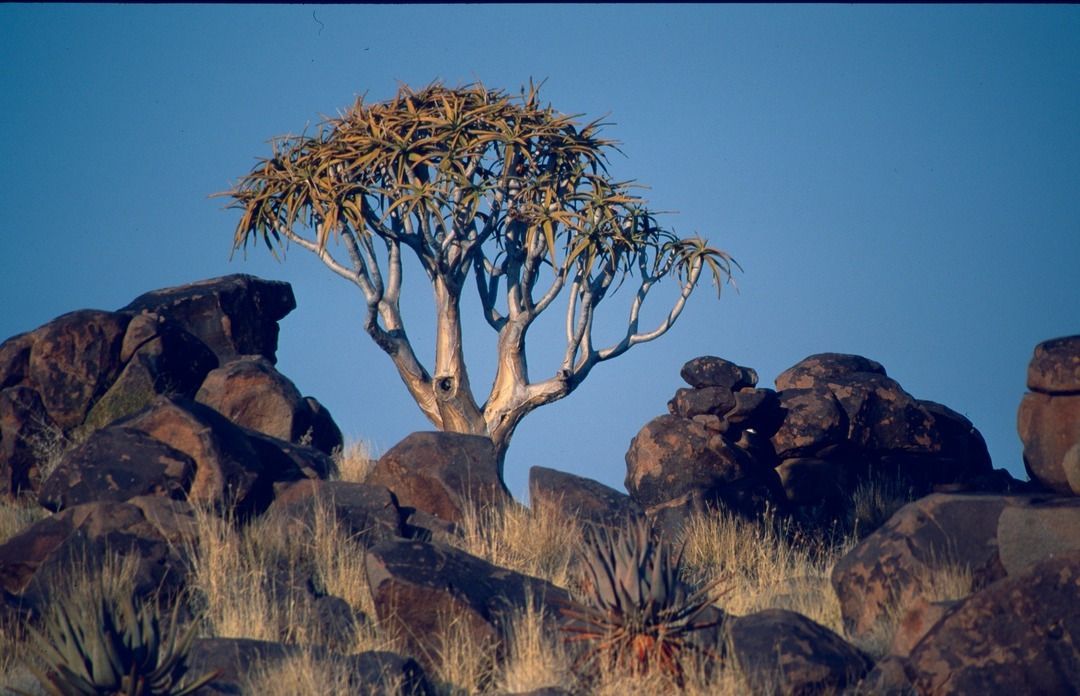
[18,586,218,696]
[223,81,734,296]
[560,519,722,685]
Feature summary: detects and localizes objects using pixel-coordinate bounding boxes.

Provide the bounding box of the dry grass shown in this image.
[679,506,854,635]
[0,497,47,545]
[453,496,580,589]
[496,592,576,694]
[331,439,379,484]
[185,496,383,652]
[242,650,362,696]
[849,474,917,539]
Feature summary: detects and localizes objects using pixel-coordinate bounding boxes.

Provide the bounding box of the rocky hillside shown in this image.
[1,274,1077,694]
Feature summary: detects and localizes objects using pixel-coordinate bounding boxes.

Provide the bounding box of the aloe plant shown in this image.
[560,519,724,686]
[17,586,218,696]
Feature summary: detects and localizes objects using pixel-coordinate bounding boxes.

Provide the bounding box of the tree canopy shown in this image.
[221,81,737,466]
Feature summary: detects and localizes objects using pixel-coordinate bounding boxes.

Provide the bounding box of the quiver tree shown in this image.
[221,82,736,470]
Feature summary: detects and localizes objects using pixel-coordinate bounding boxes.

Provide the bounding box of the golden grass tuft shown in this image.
[331,439,379,484]
[185,495,383,652]
[453,496,581,589]
[679,505,854,635]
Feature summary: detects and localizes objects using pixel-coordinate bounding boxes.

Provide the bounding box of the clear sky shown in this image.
[2,5,1078,500]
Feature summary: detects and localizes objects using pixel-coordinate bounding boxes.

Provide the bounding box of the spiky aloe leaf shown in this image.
[560,518,727,684]
[19,583,219,696]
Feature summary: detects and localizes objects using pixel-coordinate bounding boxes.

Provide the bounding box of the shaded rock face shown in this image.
[195,356,342,455]
[625,415,755,509]
[83,313,219,432]
[0,275,342,504]
[24,310,131,430]
[772,354,993,491]
[529,465,643,528]
[267,479,406,547]
[726,609,872,696]
[625,352,1004,535]
[120,274,296,365]
[1018,335,1080,495]
[831,493,1015,640]
[0,386,56,496]
[37,427,195,511]
[626,357,784,525]
[0,496,197,611]
[905,551,1080,695]
[367,432,511,525]
[364,538,569,672]
[120,396,330,517]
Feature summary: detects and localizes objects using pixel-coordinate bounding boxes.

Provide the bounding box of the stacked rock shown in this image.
[624,356,785,523]
[1018,335,1080,495]
[626,352,1008,533]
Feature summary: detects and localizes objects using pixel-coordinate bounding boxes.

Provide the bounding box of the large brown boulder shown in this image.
[1027,334,1080,393]
[0,496,198,611]
[831,493,1019,640]
[528,466,643,528]
[119,396,329,516]
[905,551,1080,695]
[625,415,755,509]
[24,310,131,429]
[37,426,195,511]
[1018,340,1080,496]
[364,538,569,672]
[0,331,33,390]
[367,432,510,525]
[82,313,219,433]
[195,356,342,455]
[119,274,295,364]
[679,356,758,390]
[1018,392,1080,495]
[771,388,850,461]
[726,609,872,695]
[267,479,406,547]
[772,354,992,491]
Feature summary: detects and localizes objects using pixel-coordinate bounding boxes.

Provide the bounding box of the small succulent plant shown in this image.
[559,518,725,686]
[17,585,219,696]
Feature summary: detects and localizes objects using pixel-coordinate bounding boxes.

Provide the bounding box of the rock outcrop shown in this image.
[0,275,341,502]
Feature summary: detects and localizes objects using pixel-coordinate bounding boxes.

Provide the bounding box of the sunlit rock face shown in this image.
[1018,335,1080,495]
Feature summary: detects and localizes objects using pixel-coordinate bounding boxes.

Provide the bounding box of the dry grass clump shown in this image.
[497,593,576,694]
[331,439,379,484]
[454,497,581,589]
[242,650,360,696]
[849,474,917,538]
[0,497,47,545]
[185,497,382,652]
[679,506,853,635]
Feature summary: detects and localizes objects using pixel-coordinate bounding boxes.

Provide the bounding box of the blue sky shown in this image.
[2,5,1078,499]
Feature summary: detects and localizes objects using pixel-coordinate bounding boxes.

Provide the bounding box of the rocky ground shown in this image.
[0,274,1077,695]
